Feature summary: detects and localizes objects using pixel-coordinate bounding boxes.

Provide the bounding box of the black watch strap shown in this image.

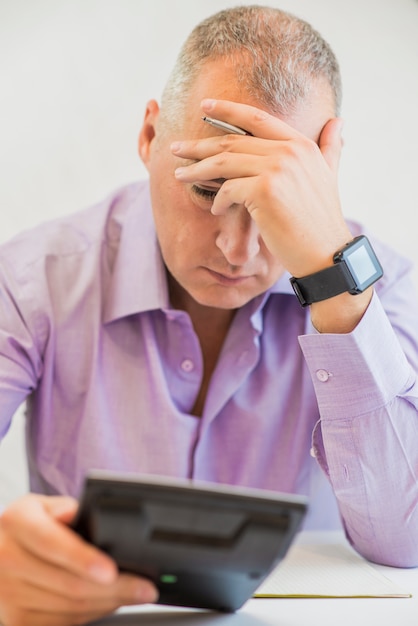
[290,263,356,307]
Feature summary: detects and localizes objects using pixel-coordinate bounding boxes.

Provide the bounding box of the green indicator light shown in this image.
[160,574,178,584]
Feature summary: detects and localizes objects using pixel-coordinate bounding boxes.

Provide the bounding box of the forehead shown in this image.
[181,59,335,142]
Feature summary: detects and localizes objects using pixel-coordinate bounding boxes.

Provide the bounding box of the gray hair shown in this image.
[160,5,342,125]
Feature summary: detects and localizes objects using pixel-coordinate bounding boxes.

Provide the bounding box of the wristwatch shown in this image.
[289,235,383,307]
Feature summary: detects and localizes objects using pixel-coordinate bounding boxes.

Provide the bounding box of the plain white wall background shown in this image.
[0,0,417,506]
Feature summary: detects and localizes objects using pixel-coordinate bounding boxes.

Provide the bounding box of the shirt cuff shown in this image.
[298,292,413,420]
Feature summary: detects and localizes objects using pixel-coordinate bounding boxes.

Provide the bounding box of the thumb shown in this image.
[43,495,79,525]
[319,117,344,173]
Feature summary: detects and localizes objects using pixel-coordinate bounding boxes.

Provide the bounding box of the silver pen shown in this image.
[202,116,251,136]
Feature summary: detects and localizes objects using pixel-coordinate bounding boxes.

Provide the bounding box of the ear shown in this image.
[319,117,344,174]
[138,99,160,169]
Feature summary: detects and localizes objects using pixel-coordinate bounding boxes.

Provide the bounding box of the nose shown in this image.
[215,206,260,266]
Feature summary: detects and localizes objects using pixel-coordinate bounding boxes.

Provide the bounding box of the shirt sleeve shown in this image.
[298,272,418,568]
[0,256,46,437]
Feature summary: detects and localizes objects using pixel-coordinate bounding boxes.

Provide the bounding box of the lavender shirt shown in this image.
[0,181,417,567]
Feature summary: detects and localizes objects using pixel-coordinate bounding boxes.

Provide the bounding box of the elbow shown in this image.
[346,528,418,569]
[367,551,418,569]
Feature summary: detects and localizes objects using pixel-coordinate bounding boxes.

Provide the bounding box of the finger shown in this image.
[171,134,278,162]
[0,579,115,626]
[175,152,265,184]
[2,535,157,607]
[1,495,118,584]
[211,177,256,216]
[319,117,344,173]
[201,98,300,140]
[45,495,80,524]
[2,570,157,613]
[211,178,285,260]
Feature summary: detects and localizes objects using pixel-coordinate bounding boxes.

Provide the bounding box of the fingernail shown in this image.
[170,141,182,152]
[201,98,216,111]
[174,167,185,178]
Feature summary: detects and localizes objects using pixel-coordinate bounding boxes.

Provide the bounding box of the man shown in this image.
[0,5,417,625]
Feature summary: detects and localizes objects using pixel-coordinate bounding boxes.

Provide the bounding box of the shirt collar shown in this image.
[103,182,169,324]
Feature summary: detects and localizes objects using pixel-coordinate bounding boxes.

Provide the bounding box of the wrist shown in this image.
[290,235,383,309]
[310,287,373,333]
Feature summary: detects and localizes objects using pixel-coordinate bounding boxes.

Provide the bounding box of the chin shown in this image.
[193,288,257,310]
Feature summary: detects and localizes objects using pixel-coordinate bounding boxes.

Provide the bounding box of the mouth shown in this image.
[205,268,253,286]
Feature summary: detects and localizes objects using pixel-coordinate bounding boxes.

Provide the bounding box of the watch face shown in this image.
[338,236,383,293]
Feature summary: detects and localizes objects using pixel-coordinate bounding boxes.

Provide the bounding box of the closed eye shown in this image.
[191,185,219,202]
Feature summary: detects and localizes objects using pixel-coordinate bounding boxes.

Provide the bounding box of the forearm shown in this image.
[313,402,418,567]
[300,294,418,566]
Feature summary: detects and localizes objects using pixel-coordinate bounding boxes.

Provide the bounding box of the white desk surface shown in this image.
[90,532,418,626]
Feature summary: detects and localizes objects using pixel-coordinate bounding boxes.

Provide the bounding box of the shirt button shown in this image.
[181,359,194,372]
[316,369,331,382]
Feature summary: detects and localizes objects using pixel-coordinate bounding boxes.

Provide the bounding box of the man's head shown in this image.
[160,5,341,131]
[139,5,341,313]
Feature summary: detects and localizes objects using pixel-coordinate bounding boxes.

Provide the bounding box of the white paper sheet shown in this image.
[255,543,411,598]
